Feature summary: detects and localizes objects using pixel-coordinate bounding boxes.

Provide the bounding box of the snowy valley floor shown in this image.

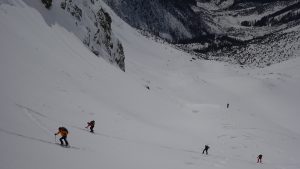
[0,1,300,169]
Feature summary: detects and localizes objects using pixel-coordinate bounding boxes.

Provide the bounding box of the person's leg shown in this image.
[90,126,94,132]
[63,136,69,146]
[59,137,64,145]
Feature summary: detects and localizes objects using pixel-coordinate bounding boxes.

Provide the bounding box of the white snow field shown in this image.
[1,1,300,169]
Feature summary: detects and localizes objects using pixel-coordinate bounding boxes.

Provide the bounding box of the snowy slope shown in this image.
[1,1,300,169]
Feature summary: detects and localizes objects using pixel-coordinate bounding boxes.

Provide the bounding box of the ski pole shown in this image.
[55,135,56,143]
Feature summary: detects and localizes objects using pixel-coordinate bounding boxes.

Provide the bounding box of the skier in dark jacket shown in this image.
[55,127,69,146]
[85,120,95,133]
[202,145,210,155]
[257,154,263,163]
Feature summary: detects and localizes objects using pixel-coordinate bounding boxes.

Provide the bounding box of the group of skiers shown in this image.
[54,120,95,147]
[201,145,262,163]
[54,120,263,163]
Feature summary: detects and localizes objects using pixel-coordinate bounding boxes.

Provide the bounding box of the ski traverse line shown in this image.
[0,128,81,150]
[16,104,48,118]
[16,103,61,137]
[71,125,127,141]
[23,106,53,135]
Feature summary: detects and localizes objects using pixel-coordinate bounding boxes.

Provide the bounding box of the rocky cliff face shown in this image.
[60,0,125,71]
[102,0,218,43]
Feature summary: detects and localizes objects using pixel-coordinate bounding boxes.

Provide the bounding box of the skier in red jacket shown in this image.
[85,120,95,133]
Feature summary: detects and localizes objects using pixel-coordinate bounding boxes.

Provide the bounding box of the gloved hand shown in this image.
[54,133,57,135]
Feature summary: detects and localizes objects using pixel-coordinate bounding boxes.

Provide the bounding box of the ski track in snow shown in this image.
[16,104,53,135]
[0,128,81,150]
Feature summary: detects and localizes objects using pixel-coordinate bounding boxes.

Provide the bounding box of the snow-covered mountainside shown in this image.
[23,0,125,71]
[1,1,300,169]
[104,0,300,67]
[200,23,300,67]
[197,0,235,9]
[181,0,300,67]
[201,0,300,67]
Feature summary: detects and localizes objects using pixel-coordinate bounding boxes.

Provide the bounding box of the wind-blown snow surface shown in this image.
[1,1,300,169]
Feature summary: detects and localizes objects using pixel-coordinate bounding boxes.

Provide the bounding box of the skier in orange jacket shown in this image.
[55,127,69,146]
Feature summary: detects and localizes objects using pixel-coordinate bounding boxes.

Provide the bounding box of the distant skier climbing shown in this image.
[85,120,95,133]
[55,127,69,146]
[227,103,229,108]
[202,145,210,155]
[257,154,263,163]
